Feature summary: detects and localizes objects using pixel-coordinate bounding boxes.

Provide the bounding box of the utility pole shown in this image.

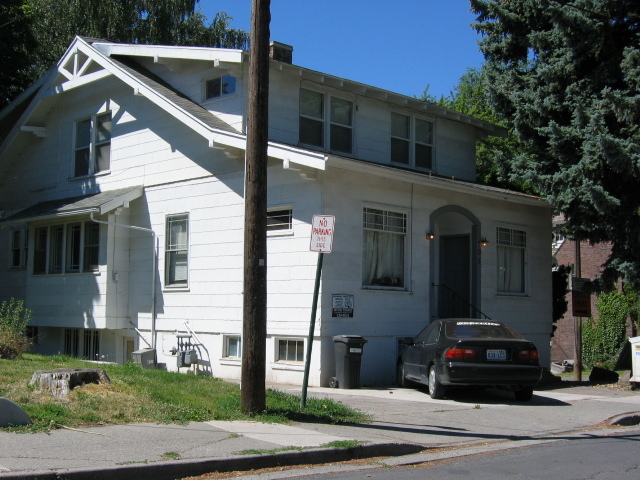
[241,0,270,414]
[573,240,582,382]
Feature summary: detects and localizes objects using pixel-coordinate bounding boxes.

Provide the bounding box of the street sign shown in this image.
[572,291,592,317]
[309,215,335,253]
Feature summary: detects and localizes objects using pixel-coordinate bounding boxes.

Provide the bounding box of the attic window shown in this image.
[74,112,111,177]
[204,74,236,100]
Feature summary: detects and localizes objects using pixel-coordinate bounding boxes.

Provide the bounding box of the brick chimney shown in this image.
[269,41,293,64]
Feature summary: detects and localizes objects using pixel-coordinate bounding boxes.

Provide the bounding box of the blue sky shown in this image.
[199,1,485,99]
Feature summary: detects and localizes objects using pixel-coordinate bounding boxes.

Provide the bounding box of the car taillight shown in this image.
[519,349,539,360]
[445,347,477,359]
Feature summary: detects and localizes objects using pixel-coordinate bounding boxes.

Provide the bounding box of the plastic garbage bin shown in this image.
[330,335,367,389]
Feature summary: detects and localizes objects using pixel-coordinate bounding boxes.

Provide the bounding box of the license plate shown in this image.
[487,349,507,361]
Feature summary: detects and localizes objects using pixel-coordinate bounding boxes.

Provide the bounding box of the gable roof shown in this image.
[0,37,327,171]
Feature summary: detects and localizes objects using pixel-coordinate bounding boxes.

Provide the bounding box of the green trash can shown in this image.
[331,335,367,389]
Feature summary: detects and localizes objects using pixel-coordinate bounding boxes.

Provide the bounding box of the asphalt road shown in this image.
[233,428,640,480]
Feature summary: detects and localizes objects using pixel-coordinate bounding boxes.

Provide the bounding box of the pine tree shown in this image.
[471,0,640,286]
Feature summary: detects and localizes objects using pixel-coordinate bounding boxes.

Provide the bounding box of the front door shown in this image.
[439,235,470,318]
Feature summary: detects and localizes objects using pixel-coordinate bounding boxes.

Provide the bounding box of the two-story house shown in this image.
[0,37,553,386]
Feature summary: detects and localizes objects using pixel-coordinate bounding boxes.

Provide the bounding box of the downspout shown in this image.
[90,212,159,350]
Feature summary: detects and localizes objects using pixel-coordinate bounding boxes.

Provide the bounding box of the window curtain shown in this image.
[497,245,524,293]
[363,230,404,287]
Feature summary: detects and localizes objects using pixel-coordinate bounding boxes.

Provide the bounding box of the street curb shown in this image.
[0,442,425,480]
[606,411,640,426]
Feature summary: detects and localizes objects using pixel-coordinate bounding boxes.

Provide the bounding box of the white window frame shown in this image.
[73,112,112,178]
[276,337,305,364]
[267,206,293,236]
[362,205,409,290]
[202,73,237,102]
[223,335,242,359]
[165,213,189,287]
[9,227,28,269]
[299,87,355,155]
[32,221,100,275]
[390,110,434,170]
[496,226,528,295]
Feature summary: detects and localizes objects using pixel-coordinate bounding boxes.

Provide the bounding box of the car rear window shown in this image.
[445,321,522,339]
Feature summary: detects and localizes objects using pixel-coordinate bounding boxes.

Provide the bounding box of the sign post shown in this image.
[301,215,335,408]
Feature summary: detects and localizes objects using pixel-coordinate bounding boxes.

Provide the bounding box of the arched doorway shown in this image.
[428,205,482,320]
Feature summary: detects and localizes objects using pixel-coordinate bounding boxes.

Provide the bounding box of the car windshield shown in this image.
[445,321,522,339]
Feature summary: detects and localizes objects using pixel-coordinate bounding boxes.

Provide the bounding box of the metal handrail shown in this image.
[433,283,491,320]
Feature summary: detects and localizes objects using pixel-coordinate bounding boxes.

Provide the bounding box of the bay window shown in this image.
[33,222,100,275]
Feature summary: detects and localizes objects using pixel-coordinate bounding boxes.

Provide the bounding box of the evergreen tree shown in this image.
[471,0,640,286]
[1,0,248,108]
[0,0,37,106]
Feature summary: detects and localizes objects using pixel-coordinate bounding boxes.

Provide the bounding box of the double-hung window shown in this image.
[391,112,433,170]
[165,214,189,287]
[74,112,112,177]
[362,207,407,288]
[299,88,353,154]
[10,228,27,269]
[204,74,236,101]
[497,227,527,294]
[33,222,100,275]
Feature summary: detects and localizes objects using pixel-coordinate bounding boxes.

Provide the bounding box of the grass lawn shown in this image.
[1,354,370,432]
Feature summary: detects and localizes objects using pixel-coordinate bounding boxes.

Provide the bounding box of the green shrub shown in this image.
[0,298,31,359]
[582,290,628,367]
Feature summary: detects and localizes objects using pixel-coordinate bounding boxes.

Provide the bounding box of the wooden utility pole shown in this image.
[241,0,270,414]
[573,240,583,382]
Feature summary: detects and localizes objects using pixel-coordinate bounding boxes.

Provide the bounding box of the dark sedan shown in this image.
[397,319,543,401]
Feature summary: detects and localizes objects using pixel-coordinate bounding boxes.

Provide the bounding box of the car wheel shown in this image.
[514,387,534,401]
[397,361,409,387]
[428,365,445,399]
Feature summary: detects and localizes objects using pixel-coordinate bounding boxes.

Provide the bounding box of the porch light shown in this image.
[426,232,435,240]
[479,238,489,247]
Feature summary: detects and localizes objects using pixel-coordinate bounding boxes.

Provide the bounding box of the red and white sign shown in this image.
[310,215,335,253]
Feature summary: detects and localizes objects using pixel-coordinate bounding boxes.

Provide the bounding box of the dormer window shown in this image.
[391,112,433,170]
[74,112,111,177]
[204,74,236,101]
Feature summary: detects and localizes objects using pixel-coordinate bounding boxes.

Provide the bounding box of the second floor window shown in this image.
[300,88,353,154]
[204,74,236,100]
[391,112,433,170]
[74,112,112,177]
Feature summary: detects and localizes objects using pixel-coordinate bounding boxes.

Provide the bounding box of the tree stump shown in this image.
[29,368,110,400]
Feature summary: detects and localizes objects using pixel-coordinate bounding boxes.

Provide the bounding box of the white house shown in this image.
[0,37,553,387]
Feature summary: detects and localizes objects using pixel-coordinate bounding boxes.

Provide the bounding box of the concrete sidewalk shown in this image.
[1,381,640,479]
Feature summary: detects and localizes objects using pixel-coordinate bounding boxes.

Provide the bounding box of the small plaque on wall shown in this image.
[332,294,354,318]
